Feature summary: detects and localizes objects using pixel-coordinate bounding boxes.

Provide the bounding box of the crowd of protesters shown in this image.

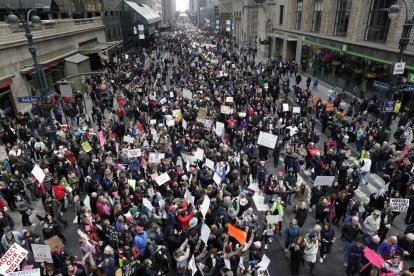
[0,21,414,276]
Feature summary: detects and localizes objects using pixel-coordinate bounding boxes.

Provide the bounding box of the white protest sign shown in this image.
[204,119,213,130]
[150,119,157,125]
[182,119,188,130]
[239,112,247,118]
[257,131,278,149]
[160,98,167,105]
[201,223,211,245]
[266,215,280,224]
[200,195,211,218]
[195,148,204,160]
[293,107,301,113]
[390,198,409,212]
[143,198,154,211]
[205,159,215,170]
[0,243,29,275]
[225,97,234,103]
[189,255,197,276]
[314,176,335,186]
[127,149,141,158]
[9,269,41,276]
[166,119,175,127]
[264,83,269,89]
[257,254,271,270]
[149,153,165,163]
[181,153,195,165]
[183,89,193,100]
[220,105,231,114]
[123,135,135,144]
[283,103,289,112]
[31,165,45,183]
[32,244,53,263]
[155,172,171,186]
[213,173,221,185]
[184,189,195,206]
[215,122,225,136]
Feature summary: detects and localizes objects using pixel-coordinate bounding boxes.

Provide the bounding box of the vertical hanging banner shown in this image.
[226,20,231,32]
[216,19,220,30]
[138,24,145,40]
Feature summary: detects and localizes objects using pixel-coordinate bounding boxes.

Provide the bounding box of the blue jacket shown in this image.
[378,242,401,258]
[285,226,300,243]
[348,242,364,263]
[128,159,140,172]
[134,231,149,255]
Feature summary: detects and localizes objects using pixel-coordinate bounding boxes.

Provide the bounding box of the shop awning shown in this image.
[123,1,162,25]
[0,0,51,10]
[0,74,14,90]
[79,41,121,55]
[266,33,298,41]
[64,53,90,64]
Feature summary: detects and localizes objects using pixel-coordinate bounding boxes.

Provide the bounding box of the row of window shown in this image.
[294,0,394,42]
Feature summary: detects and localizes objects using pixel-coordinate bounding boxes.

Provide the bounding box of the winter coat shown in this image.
[52,185,66,201]
[303,239,319,263]
[134,231,149,255]
[363,215,381,236]
[285,226,300,244]
[348,242,364,263]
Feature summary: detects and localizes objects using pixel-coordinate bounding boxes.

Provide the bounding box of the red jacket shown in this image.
[177,211,194,231]
[52,185,66,201]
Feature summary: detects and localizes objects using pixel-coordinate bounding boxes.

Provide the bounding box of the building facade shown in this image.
[235,0,414,110]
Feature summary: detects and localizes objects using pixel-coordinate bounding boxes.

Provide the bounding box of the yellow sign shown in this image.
[81,141,92,153]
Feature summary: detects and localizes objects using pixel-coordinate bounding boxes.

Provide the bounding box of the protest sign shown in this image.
[123,135,135,144]
[166,119,175,127]
[182,119,188,129]
[181,153,195,165]
[31,244,53,263]
[226,97,234,103]
[221,105,231,114]
[239,112,246,118]
[160,98,167,105]
[9,269,40,276]
[196,108,208,123]
[121,261,139,276]
[127,179,136,191]
[215,122,225,136]
[172,109,182,122]
[143,198,154,211]
[189,255,197,276]
[103,226,124,245]
[213,173,221,185]
[0,243,28,275]
[257,254,270,270]
[293,107,301,113]
[127,149,141,158]
[283,103,289,112]
[81,141,92,153]
[195,148,204,160]
[184,190,195,207]
[257,131,277,149]
[155,172,171,186]
[149,153,165,163]
[150,119,157,125]
[204,119,212,130]
[183,89,193,100]
[31,165,45,183]
[201,223,211,245]
[314,176,335,186]
[98,131,106,146]
[200,195,210,218]
[390,198,409,212]
[43,236,64,252]
[205,159,215,170]
[227,224,247,245]
[266,215,280,224]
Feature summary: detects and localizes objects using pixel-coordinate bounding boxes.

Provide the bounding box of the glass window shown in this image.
[312,0,323,33]
[365,0,394,42]
[279,5,284,25]
[334,0,352,36]
[295,0,303,30]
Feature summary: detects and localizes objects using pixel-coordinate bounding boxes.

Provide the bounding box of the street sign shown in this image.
[393,62,406,75]
[383,100,396,112]
[16,96,41,103]
[373,80,390,91]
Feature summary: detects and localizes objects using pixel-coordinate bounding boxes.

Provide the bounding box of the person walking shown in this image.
[304,232,319,275]
[359,152,372,185]
[346,237,364,276]
[15,195,33,227]
[289,236,305,275]
[285,219,300,253]
[342,216,364,267]
[319,222,335,263]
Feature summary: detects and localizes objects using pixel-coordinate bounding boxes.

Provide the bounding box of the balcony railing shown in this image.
[0,17,104,46]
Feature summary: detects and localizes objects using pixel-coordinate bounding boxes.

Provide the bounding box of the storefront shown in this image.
[300,36,414,111]
[0,76,16,119]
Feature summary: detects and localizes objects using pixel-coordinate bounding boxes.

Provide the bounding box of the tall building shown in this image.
[239,0,414,109]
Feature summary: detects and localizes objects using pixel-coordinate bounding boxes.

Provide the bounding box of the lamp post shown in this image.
[6,5,49,110]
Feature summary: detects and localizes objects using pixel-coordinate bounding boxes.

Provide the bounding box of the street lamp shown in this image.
[381,0,413,142]
[6,6,49,114]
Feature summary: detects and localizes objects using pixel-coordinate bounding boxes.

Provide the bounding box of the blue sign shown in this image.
[402,85,414,92]
[373,80,390,91]
[16,96,41,103]
[383,100,396,112]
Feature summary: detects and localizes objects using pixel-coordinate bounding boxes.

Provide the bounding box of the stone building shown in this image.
[237,0,414,109]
